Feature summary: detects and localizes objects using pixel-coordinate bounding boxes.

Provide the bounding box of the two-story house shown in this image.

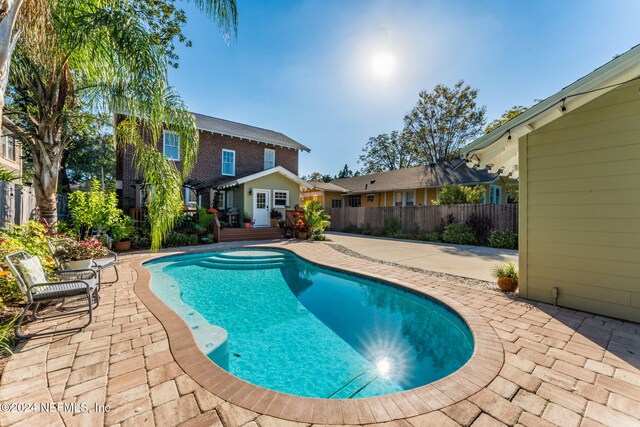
[116,112,311,227]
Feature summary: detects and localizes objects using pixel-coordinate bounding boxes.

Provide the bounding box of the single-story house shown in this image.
[462,44,640,322]
[300,160,516,208]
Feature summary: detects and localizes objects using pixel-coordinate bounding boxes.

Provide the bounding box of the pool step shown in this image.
[205,255,289,264]
[215,252,290,261]
[194,260,293,270]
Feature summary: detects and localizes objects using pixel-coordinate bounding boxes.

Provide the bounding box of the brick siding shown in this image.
[117,126,299,211]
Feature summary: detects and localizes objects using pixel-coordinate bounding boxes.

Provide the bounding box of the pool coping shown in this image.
[132,243,504,424]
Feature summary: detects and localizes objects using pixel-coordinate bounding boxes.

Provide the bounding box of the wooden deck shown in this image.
[217,226,284,242]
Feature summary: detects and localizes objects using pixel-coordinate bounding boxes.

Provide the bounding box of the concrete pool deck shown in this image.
[324,232,518,282]
[0,240,639,427]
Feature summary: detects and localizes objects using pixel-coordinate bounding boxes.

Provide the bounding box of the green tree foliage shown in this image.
[68,181,124,239]
[442,223,476,245]
[433,183,486,205]
[403,80,486,164]
[484,105,528,134]
[304,172,333,182]
[4,0,237,251]
[335,164,360,179]
[358,130,419,174]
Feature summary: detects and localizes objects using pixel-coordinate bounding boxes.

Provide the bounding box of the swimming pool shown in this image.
[144,249,474,399]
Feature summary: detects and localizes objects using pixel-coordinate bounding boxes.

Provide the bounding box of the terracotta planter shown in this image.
[497,277,518,292]
[270,218,279,228]
[297,231,308,240]
[67,259,93,270]
[114,240,131,251]
[244,222,252,229]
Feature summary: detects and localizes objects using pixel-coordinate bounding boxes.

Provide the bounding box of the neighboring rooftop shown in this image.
[193,112,310,152]
[310,160,499,194]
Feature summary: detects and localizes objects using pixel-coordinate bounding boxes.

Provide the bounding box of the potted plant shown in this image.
[54,238,109,269]
[295,219,310,240]
[270,209,282,228]
[492,262,518,292]
[242,211,253,229]
[110,216,135,251]
[278,219,285,229]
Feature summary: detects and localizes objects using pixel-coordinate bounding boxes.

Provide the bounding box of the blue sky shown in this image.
[168,0,640,177]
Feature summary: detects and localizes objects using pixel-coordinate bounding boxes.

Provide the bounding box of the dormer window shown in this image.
[163,130,180,161]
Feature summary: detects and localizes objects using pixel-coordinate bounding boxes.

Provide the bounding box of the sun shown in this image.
[370,51,396,80]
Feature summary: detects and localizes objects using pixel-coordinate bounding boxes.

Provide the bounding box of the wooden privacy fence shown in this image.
[0,181,69,228]
[324,204,519,234]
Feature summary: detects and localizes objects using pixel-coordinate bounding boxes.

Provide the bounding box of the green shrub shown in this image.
[433,184,487,205]
[0,222,55,306]
[423,231,442,242]
[442,223,476,245]
[370,229,386,237]
[488,230,518,249]
[68,180,124,238]
[163,232,198,248]
[385,218,399,235]
[0,315,17,355]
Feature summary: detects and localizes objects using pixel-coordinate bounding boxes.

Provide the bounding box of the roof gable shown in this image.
[216,166,313,189]
[194,113,310,152]
[462,44,640,178]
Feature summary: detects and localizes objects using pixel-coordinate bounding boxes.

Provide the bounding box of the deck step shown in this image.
[218,227,284,242]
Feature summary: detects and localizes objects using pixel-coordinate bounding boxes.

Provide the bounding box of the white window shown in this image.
[394,190,415,206]
[222,149,235,176]
[1,135,15,161]
[226,190,234,209]
[273,190,289,207]
[394,192,403,207]
[163,130,180,160]
[490,185,502,204]
[404,190,416,206]
[212,190,226,209]
[264,148,275,170]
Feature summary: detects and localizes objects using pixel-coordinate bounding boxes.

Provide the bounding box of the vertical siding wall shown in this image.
[325,204,518,233]
[520,81,640,322]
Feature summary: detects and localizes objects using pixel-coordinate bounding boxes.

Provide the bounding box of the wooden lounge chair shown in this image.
[48,238,119,285]
[5,251,99,338]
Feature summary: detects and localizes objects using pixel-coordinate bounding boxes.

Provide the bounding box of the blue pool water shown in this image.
[144,249,473,398]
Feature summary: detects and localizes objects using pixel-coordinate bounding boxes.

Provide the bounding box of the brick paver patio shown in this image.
[0,241,639,427]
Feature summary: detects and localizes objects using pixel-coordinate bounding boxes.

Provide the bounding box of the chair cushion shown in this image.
[17,257,48,293]
[32,279,98,301]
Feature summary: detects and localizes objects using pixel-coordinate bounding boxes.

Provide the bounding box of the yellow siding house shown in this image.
[463,44,640,323]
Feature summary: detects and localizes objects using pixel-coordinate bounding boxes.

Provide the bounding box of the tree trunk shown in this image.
[0,0,23,128]
[32,143,61,226]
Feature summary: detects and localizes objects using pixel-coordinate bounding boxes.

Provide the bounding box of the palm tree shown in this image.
[3,0,236,250]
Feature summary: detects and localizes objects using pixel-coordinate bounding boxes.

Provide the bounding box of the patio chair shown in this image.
[48,238,119,285]
[5,251,100,339]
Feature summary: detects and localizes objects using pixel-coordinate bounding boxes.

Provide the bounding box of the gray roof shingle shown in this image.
[193,113,310,152]
[323,161,498,194]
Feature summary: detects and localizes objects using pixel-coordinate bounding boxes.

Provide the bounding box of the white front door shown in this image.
[253,189,270,227]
